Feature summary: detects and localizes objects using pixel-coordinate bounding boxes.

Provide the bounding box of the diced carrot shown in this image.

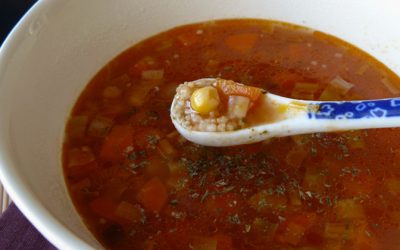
[251,218,278,241]
[177,32,199,46]
[136,177,168,213]
[335,199,364,220]
[286,146,308,168]
[114,201,142,222]
[100,125,134,163]
[167,161,186,177]
[302,166,326,193]
[158,139,177,159]
[225,33,258,53]
[67,147,98,178]
[216,79,263,102]
[68,147,95,167]
[144,155,169,177]
[324,222,354,240]
[89,197,118,221]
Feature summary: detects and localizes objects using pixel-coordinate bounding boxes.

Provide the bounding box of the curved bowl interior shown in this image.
[0,0,399,249]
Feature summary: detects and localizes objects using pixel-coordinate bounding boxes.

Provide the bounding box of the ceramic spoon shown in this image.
[171,78,400,147]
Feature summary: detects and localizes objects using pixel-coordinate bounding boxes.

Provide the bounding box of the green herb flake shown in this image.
[169,199,179,206]
[128,152,137,161]
[200,190,209,203]
[147,135,160,145]
[228,214,241,224]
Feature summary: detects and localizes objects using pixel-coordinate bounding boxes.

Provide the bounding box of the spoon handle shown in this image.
[309,98,400,120]
[295,97,400,134]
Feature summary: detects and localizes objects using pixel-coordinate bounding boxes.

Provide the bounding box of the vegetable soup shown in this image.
[63,19,400,249]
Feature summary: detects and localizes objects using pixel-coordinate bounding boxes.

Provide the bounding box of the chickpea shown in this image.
[190,86,220,114]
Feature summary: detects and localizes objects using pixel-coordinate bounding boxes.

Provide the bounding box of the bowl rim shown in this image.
[0,0,93,249]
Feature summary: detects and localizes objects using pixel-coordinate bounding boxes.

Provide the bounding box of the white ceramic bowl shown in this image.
[0,0,399,249]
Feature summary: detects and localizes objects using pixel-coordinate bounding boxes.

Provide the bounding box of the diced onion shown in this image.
[382,78,400,94]
[228,95,250,119]
[141,69,164,80]
[88,116,113,137]
[330,76,354,94]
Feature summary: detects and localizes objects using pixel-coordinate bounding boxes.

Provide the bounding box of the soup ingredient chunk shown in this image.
[63,19,400,250]
[190,86,221,114]
[174,78,264,132]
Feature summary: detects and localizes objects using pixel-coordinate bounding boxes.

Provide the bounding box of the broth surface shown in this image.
[64,19,400,249]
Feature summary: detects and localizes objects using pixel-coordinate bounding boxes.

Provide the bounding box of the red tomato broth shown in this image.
[63,19,400,249]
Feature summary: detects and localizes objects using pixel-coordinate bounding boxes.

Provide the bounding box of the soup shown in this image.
[63,19,400,249]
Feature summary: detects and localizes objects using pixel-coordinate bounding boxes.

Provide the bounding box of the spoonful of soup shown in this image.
[171,78,400,146]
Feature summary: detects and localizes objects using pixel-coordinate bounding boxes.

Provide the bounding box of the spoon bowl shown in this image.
[171,78,400,146]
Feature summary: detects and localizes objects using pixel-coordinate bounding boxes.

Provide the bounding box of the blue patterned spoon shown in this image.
[171,78,400,146]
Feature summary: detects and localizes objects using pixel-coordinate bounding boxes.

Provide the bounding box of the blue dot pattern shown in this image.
[309,98,400,120]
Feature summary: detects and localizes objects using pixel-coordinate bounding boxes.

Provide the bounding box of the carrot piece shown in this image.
[335,199,364,220]
[100,125,134,163]
[136,177,168,213]
[114,201,142,222]
[225,33,258,53]
[158,139,177,159]
[68,147,95,167]
[67,148,98,178]
[89,197,118,221]
[216,79,263,102]
[71,178,91,193]
[285,146,308,168]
